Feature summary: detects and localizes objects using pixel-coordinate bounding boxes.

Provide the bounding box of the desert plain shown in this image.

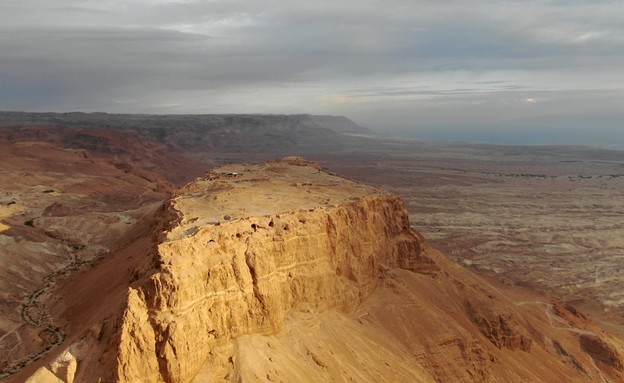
[317,139,624,335]
[0,116,623,382]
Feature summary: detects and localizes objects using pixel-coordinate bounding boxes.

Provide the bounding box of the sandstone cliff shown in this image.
[112,157,438,383]
[20,158,624,383]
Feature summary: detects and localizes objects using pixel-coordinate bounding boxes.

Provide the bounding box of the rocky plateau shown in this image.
[9,157,624,383]
[0,114,623,383]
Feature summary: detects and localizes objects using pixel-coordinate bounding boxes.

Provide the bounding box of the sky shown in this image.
[1,0,624,145]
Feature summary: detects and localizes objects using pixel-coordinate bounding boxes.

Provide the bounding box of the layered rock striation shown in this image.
[20,157,624,383]
[114,157,438,382]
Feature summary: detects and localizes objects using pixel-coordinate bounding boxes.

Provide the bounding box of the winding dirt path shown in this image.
[515,301,596,336]
[0,249,92,379]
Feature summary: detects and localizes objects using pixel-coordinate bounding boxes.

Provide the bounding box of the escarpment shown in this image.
[114,159,438,383]
[21,157,624,383]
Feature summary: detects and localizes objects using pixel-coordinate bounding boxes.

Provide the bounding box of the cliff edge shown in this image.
[21,157,624,383]
[115,157,438,383]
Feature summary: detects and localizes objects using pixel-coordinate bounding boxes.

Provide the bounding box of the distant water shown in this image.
[388,126,624,150]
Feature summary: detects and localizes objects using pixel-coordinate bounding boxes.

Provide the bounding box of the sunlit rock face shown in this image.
[21,157,624,383]
[114,158,435,383]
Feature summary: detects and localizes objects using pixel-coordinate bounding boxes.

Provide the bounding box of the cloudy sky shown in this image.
[2,0,624,145]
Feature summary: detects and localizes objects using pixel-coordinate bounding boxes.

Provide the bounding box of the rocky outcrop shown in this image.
[467,300,532,351]
[115,190,437,383]
[17,158,624,383]
[579,335,624,371]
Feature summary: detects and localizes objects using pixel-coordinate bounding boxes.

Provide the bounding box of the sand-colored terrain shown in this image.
[14,158,623,383]
[319,141,624,335]
[0,129,203,380]
[0,203,22,232]
[169,157,383,240]
[1,116,623,382]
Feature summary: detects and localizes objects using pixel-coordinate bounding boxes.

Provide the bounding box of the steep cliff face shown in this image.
[20,157,624,383]
[114,159,438,383]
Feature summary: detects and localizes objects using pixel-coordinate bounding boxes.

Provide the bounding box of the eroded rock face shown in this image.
[467,300,532,352]
[21,158,624,383]
[115,161,437,382]
[579,335,624,371]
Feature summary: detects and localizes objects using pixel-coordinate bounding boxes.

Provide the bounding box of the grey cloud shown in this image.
[1,0,624,144]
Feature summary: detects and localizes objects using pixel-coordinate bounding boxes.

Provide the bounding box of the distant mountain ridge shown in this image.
[0,112,371,155]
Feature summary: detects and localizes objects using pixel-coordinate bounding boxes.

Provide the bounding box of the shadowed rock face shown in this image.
[0,126,205,186]
[580,335,624,371]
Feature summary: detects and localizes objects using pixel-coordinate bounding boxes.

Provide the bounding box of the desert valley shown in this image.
[0,112,622,382]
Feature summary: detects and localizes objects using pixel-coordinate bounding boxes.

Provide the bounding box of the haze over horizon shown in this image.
[2,0,624,146]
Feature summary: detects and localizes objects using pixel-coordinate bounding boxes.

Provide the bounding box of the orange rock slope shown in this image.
[20,158,624,383]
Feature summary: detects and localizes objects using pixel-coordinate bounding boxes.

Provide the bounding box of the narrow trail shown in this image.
[0,248,94,379]
[0,205,155,380]
[515,301,596,336]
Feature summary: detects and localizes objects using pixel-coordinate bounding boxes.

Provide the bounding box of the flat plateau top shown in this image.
[168,157,385,239]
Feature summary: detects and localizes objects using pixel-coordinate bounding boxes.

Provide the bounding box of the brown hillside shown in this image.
[13,159,624,383]
[0,129,204,380]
